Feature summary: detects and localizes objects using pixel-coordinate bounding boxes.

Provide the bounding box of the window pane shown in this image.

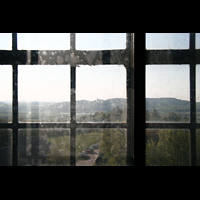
[196,65,200,122]
[146,65,190,122]
[0,33,12,50]
[18,129,70,166]
[146,33,189,49]
[0,129,12,166]
[76,129,126,166]
[18,33,70,50]
[146,129,190,166]
[0,65,12,123]
[196,33,200,49]
[76,65,126,122]
[18,65,70,122]
[76,33,126,50]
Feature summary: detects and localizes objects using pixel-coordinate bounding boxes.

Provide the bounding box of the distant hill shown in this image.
[1,98,200,121]
[146,98,190,115]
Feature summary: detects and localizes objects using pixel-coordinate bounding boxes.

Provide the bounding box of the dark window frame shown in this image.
[0,33,134,166]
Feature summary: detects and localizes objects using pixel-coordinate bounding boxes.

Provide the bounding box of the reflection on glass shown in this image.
[18,65,70,122]
[0,129,12,166]
[146,65,190,122]
[76,65,126,122]
[146,129,190,166]
[196,65,200,122]
[76,129,126,166]
[18,129,70,166]
[146,33,189,49]
[18,33,70,50]
[76,33,126,50]
[0,65,12,123]
[0,33,12,50]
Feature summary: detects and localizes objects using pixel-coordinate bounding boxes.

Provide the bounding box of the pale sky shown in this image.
[0,33,200,102]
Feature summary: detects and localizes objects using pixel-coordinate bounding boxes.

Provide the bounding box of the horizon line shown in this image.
[0,97,199,102]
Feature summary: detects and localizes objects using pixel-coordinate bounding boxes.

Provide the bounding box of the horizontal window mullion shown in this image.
[0,50,27,65]
[0,49,128,65]
[146,49,200,64]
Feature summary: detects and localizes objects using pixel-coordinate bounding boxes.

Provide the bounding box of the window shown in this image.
[146,33,200,166]
[1,33,198,166]
[0,33,134,166]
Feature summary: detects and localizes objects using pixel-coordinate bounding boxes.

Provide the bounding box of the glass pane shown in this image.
[76,65,126,122]
[18,65,70,122]
[146,129,190,166]
[18,129,70,166]
[0,65,12,123]
[0,33,12,50]
[0,129,12,166]
[196,33,200,49]
[76,129,126,166]
[18,33,70,50]
[146,33,189,49]
[146,65,190,122]
[197,65,200,122]
[76,33,126,50]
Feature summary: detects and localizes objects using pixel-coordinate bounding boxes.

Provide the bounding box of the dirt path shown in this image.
[76,149,99,166]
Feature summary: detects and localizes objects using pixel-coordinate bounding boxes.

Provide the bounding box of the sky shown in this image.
[0,33,200,102]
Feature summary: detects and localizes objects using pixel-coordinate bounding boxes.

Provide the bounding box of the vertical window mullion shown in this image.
[70,33,76,166]
[190,33,196,166]
[135,33,145,166]
[12,33,18,166]
[126,33,134,166]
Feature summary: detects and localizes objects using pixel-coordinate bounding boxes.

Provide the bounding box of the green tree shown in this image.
[99,129,126,166]
[146,129,190,166]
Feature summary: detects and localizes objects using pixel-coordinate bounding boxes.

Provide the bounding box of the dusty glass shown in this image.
[146,65,190,122]
[0,129,12,166]
[146,129,190,166]
[76,65,126,122]
[76,33,126,50]
[18,65,70,122]
[76,129,126,166]
[146,33,189,49]
[18,129,70,166]
[196,65,200,122]
[0,65,12,123]
[18,33,70,50]
[0,33,12,50]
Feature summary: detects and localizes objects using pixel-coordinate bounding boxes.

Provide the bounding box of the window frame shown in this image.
[2,33,198,166]
[0,33,134,166]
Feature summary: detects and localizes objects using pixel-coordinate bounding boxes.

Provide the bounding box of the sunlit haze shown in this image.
[0,33,200,102]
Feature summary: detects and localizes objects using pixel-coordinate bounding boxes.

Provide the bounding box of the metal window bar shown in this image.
[0,33,134,166]
[145,33,199,166]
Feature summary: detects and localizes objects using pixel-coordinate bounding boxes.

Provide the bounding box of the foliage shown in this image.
[99,129,126,166]
[146,129,190,166]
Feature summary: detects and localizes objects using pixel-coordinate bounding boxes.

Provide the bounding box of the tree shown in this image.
[150,108,161,121]
[146,129,190,166]
[99,129,126,166]
[167,112,182,122]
